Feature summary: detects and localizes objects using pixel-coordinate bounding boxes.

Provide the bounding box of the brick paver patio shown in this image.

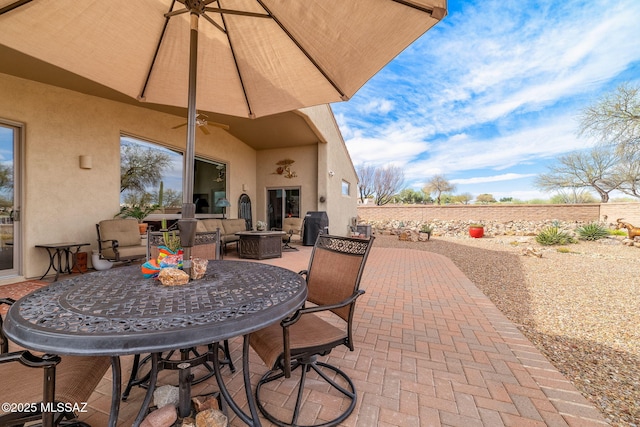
[1,243,608,426]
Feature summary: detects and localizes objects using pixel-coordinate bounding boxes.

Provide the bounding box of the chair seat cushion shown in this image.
[103,244,146,260]
[250,313,347,369]
[2,351,110,408]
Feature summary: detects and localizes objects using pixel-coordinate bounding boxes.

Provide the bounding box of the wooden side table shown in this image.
[236,231,286,260]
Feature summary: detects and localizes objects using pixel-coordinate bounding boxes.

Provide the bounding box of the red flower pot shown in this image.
[469,226,484,238]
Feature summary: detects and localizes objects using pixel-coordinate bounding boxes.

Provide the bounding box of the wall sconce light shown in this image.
[328,170,335,177]
[242,184,247,192]
[79,155,92,169]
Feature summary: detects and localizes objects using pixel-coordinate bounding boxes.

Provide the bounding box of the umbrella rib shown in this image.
[139,0,179,101]
[204,7,270,19]
[390,0,447,19]
[213,7,256,119]
[0,0,33,16]
[255,0,349,101]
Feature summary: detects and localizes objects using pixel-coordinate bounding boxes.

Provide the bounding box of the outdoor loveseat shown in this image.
[196,218,248,252]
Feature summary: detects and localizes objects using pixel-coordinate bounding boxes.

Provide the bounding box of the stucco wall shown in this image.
[300,105,358,235]
[255,145,318,224]
[0,73,256,279]
[358,203,640,226]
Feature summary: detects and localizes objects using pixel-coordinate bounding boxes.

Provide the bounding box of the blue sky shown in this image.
[331,0,640,201]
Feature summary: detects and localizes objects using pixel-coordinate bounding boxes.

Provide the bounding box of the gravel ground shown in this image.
[373,233,640,427]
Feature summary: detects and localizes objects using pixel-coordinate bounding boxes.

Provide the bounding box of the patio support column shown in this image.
[180,8,200,273]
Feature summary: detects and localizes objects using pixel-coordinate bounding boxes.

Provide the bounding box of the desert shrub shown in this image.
[420,224,433,233]
[608,228,628,236]
[575,223,609,241]
[536,226,577,246]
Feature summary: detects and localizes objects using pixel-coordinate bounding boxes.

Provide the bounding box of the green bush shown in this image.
[575,223,609,241]
[608,228,627,236]
[535,226,577,246]
[420,224,433,233]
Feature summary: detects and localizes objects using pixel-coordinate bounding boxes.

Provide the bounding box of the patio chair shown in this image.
[0,298,111,427]
[122,227,235,401]
[96,218,147,262]
[272,217,303,251]
[249,234,375,427]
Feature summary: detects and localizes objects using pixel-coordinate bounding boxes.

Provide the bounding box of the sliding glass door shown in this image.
[267,188,300,230]
[0,121,20,277]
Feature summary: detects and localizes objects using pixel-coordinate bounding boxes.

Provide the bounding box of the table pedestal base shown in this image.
[134,337,261,426]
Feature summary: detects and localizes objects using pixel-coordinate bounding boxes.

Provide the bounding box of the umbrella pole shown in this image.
[179,11,200,279]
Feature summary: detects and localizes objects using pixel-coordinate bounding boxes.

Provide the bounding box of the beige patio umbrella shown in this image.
[0,0,446,253]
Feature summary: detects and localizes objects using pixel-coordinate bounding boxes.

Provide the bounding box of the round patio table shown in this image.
[4,261,308,427]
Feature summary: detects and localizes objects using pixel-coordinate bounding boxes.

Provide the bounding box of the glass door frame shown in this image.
[266,187,301,231]
[0,118,22,279]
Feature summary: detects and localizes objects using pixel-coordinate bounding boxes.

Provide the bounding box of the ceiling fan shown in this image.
[172,113,230,135]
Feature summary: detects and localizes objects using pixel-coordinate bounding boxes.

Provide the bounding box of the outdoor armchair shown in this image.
[249,234,375,427]
[0,298,111,427]
[96,218,147,262]
[272,217,303,251]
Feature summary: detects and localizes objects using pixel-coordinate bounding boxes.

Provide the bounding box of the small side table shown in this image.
[36,242,90,281]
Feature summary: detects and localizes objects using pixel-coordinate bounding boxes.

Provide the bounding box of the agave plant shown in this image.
[535,226,577,246]
[575,223,609,241]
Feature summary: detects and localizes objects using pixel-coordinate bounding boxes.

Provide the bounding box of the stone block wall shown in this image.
[357,204,602,223]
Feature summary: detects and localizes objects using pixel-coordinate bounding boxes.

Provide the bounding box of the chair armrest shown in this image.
[281,290,365,327]
[99,239,119,249]
[1,298,16,354]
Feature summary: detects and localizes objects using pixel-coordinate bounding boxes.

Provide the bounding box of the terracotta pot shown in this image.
[468,226,484,238]
[139,223,148,235]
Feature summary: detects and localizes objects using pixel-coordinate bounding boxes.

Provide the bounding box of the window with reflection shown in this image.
[120,135,226,215]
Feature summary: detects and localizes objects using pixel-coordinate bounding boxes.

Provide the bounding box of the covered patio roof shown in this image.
[0,44,324,150]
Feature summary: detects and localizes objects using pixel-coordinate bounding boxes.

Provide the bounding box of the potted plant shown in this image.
[115,204,158,234]
[468,223,484,238]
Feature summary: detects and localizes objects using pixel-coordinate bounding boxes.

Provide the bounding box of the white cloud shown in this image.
[451,173,537,185]
[332,0,640,199]
[359,99,394,115]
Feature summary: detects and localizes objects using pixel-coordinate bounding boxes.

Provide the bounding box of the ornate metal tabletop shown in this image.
[4,261,307,356]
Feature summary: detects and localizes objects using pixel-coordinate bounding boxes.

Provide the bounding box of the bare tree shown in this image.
[423,174,456,205]
[578,83,640,151]
[534,147,621,202]
[0,164,12,192]
[356,164,376,203]
[373,165,405,205]
[612,146,640,198]
[120,143,172,193]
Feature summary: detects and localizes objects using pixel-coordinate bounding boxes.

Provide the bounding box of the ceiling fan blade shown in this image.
[200,125,210,135]
[206,121,230,131]
[171,122,187,130]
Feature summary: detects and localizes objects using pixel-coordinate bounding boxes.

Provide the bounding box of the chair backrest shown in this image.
[147,229,221,261]
[283,217,303,236]
[98,218,141,247]
[305,235,375,322]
